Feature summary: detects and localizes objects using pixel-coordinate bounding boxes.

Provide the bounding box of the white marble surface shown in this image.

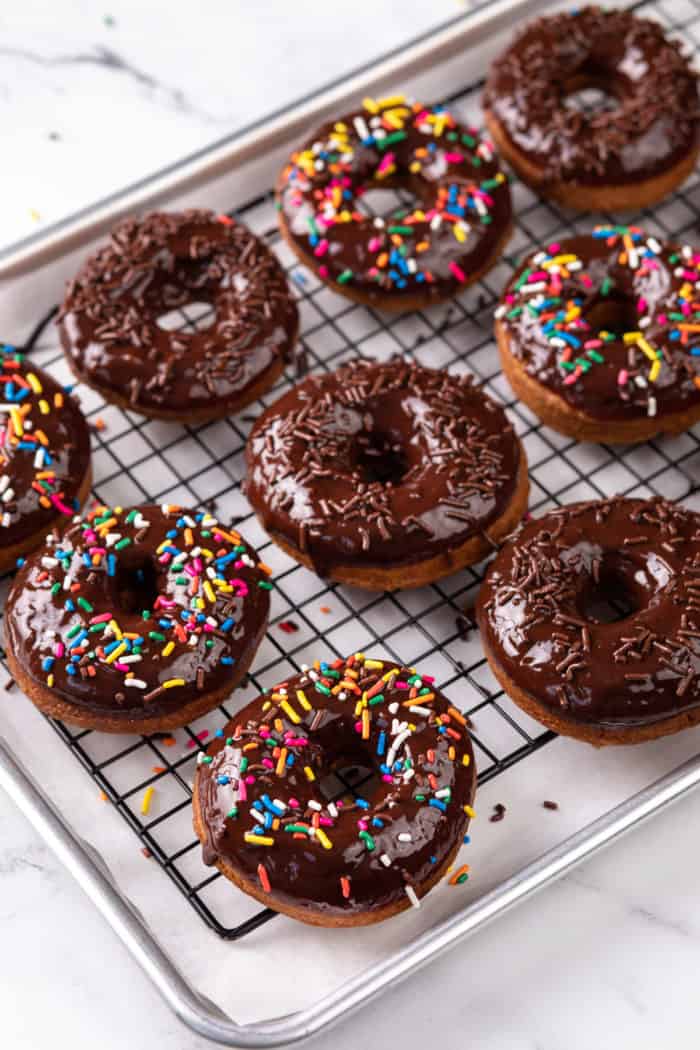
[3,2,700,1049]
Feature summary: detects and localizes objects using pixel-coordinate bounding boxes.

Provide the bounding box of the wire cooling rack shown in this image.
[6,0,700,942]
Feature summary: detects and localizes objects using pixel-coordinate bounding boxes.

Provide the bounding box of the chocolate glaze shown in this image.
[497,227,700,422]
[245,358,522,577]
[277,96,511,302]
[476,497,700,728]
[195,654,475,918]
[0,345,90,551]
[57,210,298,416]
[484,6,700,186]
[5,504,270,721]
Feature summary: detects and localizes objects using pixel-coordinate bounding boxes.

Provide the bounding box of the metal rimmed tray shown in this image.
[3,0,700,1045]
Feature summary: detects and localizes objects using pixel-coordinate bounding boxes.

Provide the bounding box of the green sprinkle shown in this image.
[226,808,238,819]
[284,824,310,834]
[377,130,407,149]
[315,681,332,696]
[115,538,132,551]
[337,269,353,285]
[387,225,413,235]
[359,830,375,851]
[258,580,273,590]
[66,624,82,639]
[149,631,166,642]
[239,757,248,774]
[368,694,385,706]
[77,597,93,613]
[50,582,61,596]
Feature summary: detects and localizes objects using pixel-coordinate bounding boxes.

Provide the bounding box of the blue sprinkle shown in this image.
[429,799,447,813]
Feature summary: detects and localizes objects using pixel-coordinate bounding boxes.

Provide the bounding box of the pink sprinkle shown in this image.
[357,819,368,831]
[444,151,465,164]
[449,260,467,283]
[368,236,382,252]
[89,612,112,624]
[658,314,668,326]
[50,495,74,515]
[395,681,409,689]
[55,642,65,659]
[637,298,647,313]
[548,242,561,253]
[238,781,247,801]
[319,816,334,826]
[580,274,593,287]
[288,797,300,808]
[354,720,363,733]
[314,239,329,257]
[529,270,548,282]
[262,758,274,770]
[158,553,171,564]
[318,265,329,278]
[197,731,209,741]
[583,340,603,349]
[618,369,629,386]
[382,774,394,783]
[114,661,130,672]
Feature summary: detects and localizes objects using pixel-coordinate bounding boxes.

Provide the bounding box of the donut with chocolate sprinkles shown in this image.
[5,504,271,733]
[57,210,299,422]
[476,497,700,746]
[193,653,476,926]
[245,357,528,590]
[277,95,512,311]
[484,6,700,212]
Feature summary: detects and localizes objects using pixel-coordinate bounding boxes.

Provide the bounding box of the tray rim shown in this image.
[4,0,700,1045]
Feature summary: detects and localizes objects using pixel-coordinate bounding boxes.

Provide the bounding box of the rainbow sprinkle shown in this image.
[0,344,85,528]
[497,225,700,418]
[17,504,271,703]
[280,95,508,293]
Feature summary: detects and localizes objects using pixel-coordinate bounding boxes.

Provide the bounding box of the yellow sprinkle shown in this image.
[10,408,23,436]
[304,765,316,782]
[362,97,379,113]
[637,336,658,362]
[296,689,312,711]
[362,707,370,740]
[377,94,406,108]
[184,528,194,546]
[364,659,384,670]
[244,833,274,846]
[276,748,288,777]
[141,786,155,815]
[649,360,661,383]
[315,828,333,850]
[162,678,185,690]
[280,700,301,725]
[203,581,216,603]
[543,254,578,268]
[161,641,175,658]
[462,753,471,767]
[109,619,123,640]
[105,641,127,664]
[464,804,476,818]
[26,373,42,394]
[623,331,642,344]
[47,673,54,687]
[453,224,467,243]
[54,392,64,408]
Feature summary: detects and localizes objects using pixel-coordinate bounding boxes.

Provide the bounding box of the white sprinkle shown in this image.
[398,832,413,843]
[647,396,657,417]
[407,704,431,717]
[41,556,58,569]
[124,679,147,689]
[249,808,266,824]
[379,853,392,867]
[405,885,421,909]
[308,799,322,811]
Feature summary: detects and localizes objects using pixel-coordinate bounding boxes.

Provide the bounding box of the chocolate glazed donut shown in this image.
[495,225,700,443]
[193,653,476,926]
[277,95,512,310]
[484,6,700,211]
[244,358,529,591]
[0,343,91,573]
[5,504,271,734]
[58,210,299,422]
[476,497,700,746]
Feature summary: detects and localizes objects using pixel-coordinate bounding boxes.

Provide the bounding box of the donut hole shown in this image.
[355,429,409,485]
[562,73,619,118]
[357,186,424,223]
[112,554,161,615]
[156,300,216,333]
[577,555,641,624]
[585,294,638,338]
[319,756,380,803]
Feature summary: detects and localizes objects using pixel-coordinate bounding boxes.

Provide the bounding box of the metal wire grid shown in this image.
[4,0,700,940]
